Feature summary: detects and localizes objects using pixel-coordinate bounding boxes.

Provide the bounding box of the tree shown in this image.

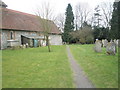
[88,15,95,28]
[118,1,120,39]
[55,13,65,32]
[35,2,54,52]
[63,3,74,43]
[93,5,103,40]
[92,3,114,40]
[79,25,94,44]
[100,2,113,30]
[94,5,102,27]
[110,1,119,39]
[75,3,90,30]
[70,24,94,44]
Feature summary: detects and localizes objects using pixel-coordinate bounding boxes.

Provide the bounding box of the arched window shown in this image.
[10,31,13,39]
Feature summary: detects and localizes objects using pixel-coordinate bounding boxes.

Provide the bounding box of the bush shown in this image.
[86,35,94,44]
[70,26,94,44]
[80,38,86,44]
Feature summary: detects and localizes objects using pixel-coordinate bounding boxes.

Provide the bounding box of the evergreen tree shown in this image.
[93,5,102,40]
[118,1,120,39]
[110,1,119,39]
[63,4,74,43]
[94,5,102,27]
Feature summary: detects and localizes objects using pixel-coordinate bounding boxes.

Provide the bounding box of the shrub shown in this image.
[86,35,94,44]
[70,26,94,44]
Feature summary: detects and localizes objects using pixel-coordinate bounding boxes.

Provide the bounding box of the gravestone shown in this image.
[103,39,108,47]
[106,42,116,55]
[114,39,119,47]
[96,39,98,41]
[114,39,116,43]
[23,44,26,49]
[20,45,23,48]
[118,39,120,47]
[114,39,117,46]
[26,43,29,48]
[110,39,113,43]
[113,39,118,53]
[94,40,102,52]
[102,39,105,47]
[116,39,119,46]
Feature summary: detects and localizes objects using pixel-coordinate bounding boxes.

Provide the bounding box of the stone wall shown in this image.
[1,30,9,49]
[0,30,1,49]
[15,30,39,45]
[49,34,63,45]
[1,30,38,49]
[1,30,63,49]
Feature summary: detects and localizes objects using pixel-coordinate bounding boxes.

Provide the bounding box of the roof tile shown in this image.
[0,8,61,34]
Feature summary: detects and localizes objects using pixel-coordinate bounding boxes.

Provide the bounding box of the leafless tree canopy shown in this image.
[75,3,91,30]
[35,2,54,20]
[55,13,65,32]
[100,2,113,29]
[34,2,55,52]
[74,2,113,30]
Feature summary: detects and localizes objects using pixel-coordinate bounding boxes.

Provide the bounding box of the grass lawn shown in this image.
[2,46,74,88]
[70,44,118,88]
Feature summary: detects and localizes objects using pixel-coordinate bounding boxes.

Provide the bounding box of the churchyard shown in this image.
[2,43,118,88]
[1,0,119,88]
[2,46,74,88]
[70,44,118,88]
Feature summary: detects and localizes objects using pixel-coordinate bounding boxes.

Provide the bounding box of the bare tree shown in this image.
[55,13,65,32]
[74,7,79,30]
[88,15,95,27]
[75,3,83,30]
[75,3,91,30]
[35,2,55,52]
[100,2,113,29]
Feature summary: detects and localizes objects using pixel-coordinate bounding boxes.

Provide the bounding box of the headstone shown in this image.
[94,40,102,52]
[116,39,119,46]
[103,39,108,47]
[113,39,116,46]
[110,39,113,43]
[102,39,105,47]
[114,39,119,47]
[106,42,116,55]
[23,44,26,49]
[114,39,116,43]
[96,39,98,41]
[113,39,118,53]
[26,43,29,48]
[42,40,46,46]
[118,39,120,47]
[20,45,23,48]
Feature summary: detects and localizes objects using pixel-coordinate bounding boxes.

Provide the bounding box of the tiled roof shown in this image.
[0,8,61,34]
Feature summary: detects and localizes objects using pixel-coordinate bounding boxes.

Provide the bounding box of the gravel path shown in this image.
[66,45,95,88]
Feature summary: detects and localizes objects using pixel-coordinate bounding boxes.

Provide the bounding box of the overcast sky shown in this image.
[3,0,114,16]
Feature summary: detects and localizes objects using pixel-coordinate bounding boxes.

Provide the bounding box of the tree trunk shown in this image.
[46,36,51,52]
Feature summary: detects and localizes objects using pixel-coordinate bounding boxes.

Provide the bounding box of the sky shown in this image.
[3,0,114,16]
